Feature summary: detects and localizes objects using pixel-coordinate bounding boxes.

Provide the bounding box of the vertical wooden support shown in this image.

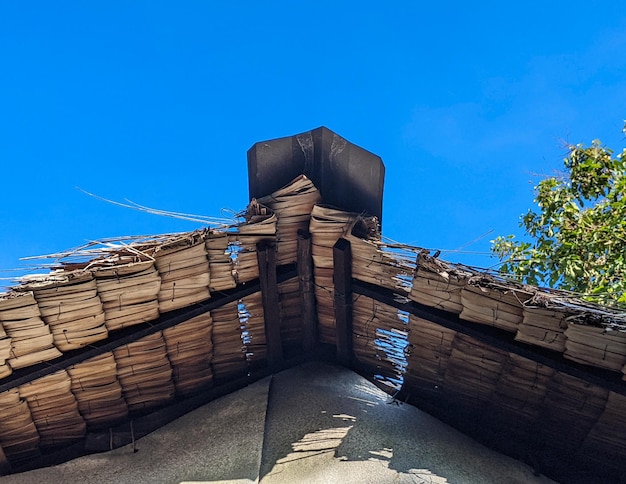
[256,241,284,370]
[297,229,317,353]
[333,238,353,367]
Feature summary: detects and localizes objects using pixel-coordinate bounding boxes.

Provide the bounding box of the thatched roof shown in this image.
[0,173,625,482]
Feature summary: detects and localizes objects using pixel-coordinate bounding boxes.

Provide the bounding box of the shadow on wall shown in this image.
[258,362,546,484]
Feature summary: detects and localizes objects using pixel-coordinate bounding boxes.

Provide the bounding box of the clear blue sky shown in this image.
[1,2,625,290]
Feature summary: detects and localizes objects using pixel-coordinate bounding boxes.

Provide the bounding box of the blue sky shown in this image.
[1,2,625,290]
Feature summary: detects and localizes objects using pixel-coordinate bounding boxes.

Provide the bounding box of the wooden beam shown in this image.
[297,229,317,352]
[333,238,353,367]
[0,265,298,393]
[352,278,626,397]
[256,241,284,370]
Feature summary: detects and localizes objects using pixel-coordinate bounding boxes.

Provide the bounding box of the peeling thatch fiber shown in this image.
[564,323,626,371]
[231,201,277,284]
[410,253,473,314]
[352,295,408,391]
[460,276,534,332]
[516,297,571,352]
[241,292,267,367]
[257,175,321,265]
[205,231,236,291]
[404,315,457,394]
[211,301,247,380]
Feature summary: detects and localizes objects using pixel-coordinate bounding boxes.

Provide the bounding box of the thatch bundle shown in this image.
[581,391,626,459]
[347,229,412,294]
[240,292,266,367]
[231,202,277,284]
[163,312,214,396]
[210,302,247,379]
[442,334,508,406]
[538,372,608,453]
[154,232,211,313]
[94,260,161,332]
[19,273,107,352]
[309,205,357,344]
[205,231,236,292]
[112,332,175,412]
[404,315,457,394]
[18,370,86,447]
[516,298,570,352]
[257,175,321,265]
[352,295,408,390]
[67,353,128,426]
[564,323,626,372]
[410,254,472,314]
[0,389,40,463]
[0,292,61,371]
[459,277,533,332]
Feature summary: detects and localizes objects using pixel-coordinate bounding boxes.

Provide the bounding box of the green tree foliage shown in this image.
[492,123,626,307]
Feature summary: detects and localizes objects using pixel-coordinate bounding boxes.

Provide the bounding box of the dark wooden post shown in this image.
[333,238,353,367]
[297,229,317,353]
[256,241,283,370]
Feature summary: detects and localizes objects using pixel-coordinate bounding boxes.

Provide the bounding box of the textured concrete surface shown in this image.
[2,376,271,484]
[2,362,554,484]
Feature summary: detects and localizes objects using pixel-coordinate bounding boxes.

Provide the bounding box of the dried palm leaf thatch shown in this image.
[410,253,473,314]
[240,292,266,367]
[537,372,608,452]
[211,301,247,379]
[491,353,554,423]
[18,370,87,446]
[404,316,456,401]
[309,205,358,344]
[442,333,508,407]
[231,201,277,284]
[515,295,571,353]
[67,352,128,426]
[0,347,11,378]
[256,175,322,265]
[0,388,40,462]
[352,295,408,389]
[278,279,303,349]
[94,261,161,331]
[564,323,626,372]
[581,391,626,460]
[164,312,214,396]
[0,292,62,370]
[112,332,175,412]
[155,232,210,313]
[459,276,534,332]
[18,272,108,352]
[346,229,413,294]
[205,231,236,292]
